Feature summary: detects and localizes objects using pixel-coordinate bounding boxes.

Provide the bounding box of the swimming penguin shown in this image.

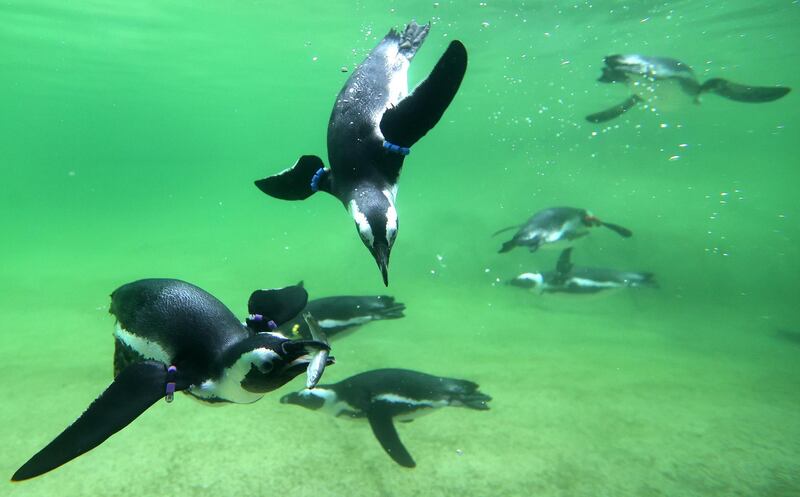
[280,368,491,468]
[586,54,791,123]
[494,206,632,253]
[279,283,406,340]
[11,279,332,481]
[509,247,657,294]
[254,22,468,286]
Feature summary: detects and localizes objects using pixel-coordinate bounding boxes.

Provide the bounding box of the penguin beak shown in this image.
[372,242,390,286]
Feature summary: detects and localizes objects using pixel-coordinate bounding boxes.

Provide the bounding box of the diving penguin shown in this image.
[509,247,657,294]
[586,54,791,123]
[12,279,332,481]
[280,368,491,468]
[254,21,468,286]
[279,282,405,340]
[495,206,632,253]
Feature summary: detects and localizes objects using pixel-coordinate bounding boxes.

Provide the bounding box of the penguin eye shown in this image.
[256,359,274,374]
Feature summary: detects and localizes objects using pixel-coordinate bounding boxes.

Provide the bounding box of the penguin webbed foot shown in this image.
[254,155,328,201]
[371,296,406,319]
[396,21,430,57]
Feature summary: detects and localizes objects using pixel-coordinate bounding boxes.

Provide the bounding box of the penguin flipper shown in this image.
[248,285,309,329]
[554,248,574,282]
[12,360,187,481]
[491,225,521,237]
[254,155,328,201]
[585,95,642,123]
[379,40,468,149]
[367,402,416,468]
[700,78,790,103]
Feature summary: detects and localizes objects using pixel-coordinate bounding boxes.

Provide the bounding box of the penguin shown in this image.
[279,283,406,340]
[254,21,468,286]
[280,368,491,468]
[586,54,791,123]
[12,279,333,481]
[494,206,632,253]
[508,247,657,294]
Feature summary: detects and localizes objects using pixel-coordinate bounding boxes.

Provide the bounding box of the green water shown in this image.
[2,1,799,495]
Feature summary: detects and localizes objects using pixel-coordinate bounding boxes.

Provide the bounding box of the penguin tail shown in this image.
[254,155,329,201]
[700,78,791,103]
[373,296,406,319]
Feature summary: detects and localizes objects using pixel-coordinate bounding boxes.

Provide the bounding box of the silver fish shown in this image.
[303,312,330,388]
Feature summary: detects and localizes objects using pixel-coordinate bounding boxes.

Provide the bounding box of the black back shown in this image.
[110,279,247,378]
[326,30,409,192]
[322,368,486,412]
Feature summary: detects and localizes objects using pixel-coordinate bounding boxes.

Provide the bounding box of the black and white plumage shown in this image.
[278,284,405,340]
[495,206,632,253]
[586,54,791,123]
[280,368,491,468]
[12,279,332,481]
[255,21,468,286]
[509,248,657,294]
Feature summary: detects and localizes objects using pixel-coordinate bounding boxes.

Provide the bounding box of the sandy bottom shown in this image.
[3,279,799,497]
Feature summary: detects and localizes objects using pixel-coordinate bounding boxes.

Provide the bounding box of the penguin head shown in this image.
[582,211,601,227]
[599,55,632,83]
[348,188,398,286]
[603,54,663,79]
[240,336,333,393]
[280,388,336,411]
[508,272,544,290]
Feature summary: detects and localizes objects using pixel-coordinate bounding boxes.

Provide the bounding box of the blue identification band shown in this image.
[382,140,411,156]
[310,167,327,192]
[165,365,177,403]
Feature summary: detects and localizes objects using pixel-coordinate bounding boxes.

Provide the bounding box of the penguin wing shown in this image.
[367,401,416,468]
[699,78,790,103]
[12,361,190,481]
[553,248,574,284]
[254,155,328,201]
[247,285,309,330]
[379,40,468,149]
[585,95,642,123]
